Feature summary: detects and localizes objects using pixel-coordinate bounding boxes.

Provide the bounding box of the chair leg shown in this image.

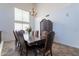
[43,53,45,56]
[26,48,28,56]
[43,51,45,56]
[20,48,22,56]
[15,40,18,49]
[19,45,23,56]
[50,48,53,56]
[32,49,37,56]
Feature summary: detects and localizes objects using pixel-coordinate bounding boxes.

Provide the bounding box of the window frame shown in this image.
[14,8,30,31]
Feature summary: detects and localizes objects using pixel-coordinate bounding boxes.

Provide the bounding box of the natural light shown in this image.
[14,8,30,31]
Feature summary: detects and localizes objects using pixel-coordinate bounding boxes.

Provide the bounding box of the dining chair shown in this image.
[14,30,38,56]
[37,31,55,56]
[32,31,34,37]
[17,30,39,56]
[17,30,28,56]
[13,31,20,50]
[35,31,39,38]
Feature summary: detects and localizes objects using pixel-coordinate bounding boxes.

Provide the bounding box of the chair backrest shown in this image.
[32,31,34,37]
[18,30,25,35]
[13,30,27,48]
[13,31,19,41]
[35,31,39,38]
[17,30,26,47]
[41,31,48,40]
[44,31,55,50]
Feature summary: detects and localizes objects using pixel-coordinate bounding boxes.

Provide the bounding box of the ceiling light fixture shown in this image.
[30,8,37,16]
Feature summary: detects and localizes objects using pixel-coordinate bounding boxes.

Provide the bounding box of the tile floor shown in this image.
[1,40,79,56]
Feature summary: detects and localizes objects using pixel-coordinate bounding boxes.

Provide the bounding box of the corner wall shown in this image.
[34,3,79,48]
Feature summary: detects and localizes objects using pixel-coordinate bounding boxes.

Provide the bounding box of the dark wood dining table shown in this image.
[23,33,45,55]
[23,33,45,46]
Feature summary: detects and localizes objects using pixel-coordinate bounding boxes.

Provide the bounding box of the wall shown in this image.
[34,3,79,48]
[1,3,79,48]
[0,4,14,41]
[0,3,33,41]
[35,3,71,30]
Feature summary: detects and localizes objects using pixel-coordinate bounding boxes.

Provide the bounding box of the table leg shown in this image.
[32,48,37,56]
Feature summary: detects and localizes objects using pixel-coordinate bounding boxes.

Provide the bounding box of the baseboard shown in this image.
[54,41,79,49]
[0,41,4,56]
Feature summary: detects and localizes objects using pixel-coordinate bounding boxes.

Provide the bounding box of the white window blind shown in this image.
[14,8,30,31]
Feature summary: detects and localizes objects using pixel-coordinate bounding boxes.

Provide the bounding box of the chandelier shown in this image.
[30,8,37,16]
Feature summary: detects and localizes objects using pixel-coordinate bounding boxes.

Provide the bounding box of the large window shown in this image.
[14,8,30,31]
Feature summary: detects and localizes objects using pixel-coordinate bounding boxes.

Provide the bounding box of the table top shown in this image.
[23,33,41,44]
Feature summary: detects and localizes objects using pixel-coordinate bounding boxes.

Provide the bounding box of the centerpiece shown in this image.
[26,26,32,39]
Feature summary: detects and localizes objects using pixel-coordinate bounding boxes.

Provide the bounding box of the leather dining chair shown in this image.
[37,31,55,56]
[13,30,28,56]
[17,30,39,56]
[17,30,28,56]
[13,31,20,50]
[35,31,39,38]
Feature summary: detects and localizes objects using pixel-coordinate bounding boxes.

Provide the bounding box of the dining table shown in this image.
[23,33,40,43]
[23,33,44,45]
[23,33,45,55]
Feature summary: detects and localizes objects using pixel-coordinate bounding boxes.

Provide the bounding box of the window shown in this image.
[14,8,30,31]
